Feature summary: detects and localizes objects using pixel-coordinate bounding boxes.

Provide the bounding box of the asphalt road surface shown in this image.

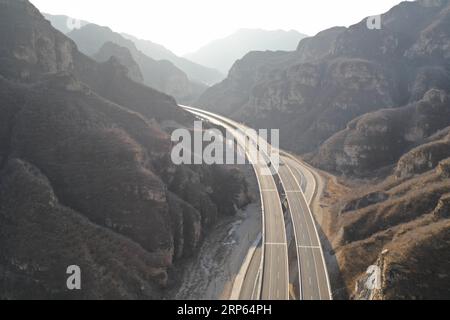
[279,159,331,300]
[180,105,331,300]
[181,106,289,300]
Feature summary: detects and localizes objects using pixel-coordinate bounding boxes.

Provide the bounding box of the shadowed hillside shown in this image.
[0,0,249,299]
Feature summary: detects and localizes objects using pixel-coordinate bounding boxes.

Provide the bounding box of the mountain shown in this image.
[197,0,450,299]
[93,41,144,83]
[45,13,224,85]
[185,28,308,74]
[43,13,90,34]
[0,0,249,299]
[67,23,206,104]
[198,1,450,159]
[122,33,225,85]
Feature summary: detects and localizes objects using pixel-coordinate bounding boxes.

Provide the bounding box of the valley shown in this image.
[0,0,449,301]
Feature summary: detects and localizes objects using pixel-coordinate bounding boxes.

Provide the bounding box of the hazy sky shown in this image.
[30,0,408,55]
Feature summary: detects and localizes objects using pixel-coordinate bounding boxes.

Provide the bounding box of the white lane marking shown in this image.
[309,277,312,285]
[184,106,292,300]
[284,161,325,300]
[261,189,278,192]
[285,158,333,299]
[298,245,321,249]
[265,242,287,246]
[268,244,273,300]
[251,268,261,300]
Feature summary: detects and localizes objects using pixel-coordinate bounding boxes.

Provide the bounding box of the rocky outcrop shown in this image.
[395,138,450,179]
[437,158,450,178]
[312,89,450,174]
[342,192,389,214]
[330,151,450,299]
[351,218,450,300]
[0,0,77,80]
[433,193,450,219]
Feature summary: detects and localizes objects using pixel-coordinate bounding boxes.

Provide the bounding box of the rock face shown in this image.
[438,158,450,178]
[342,192,389,214]
[350,218,450,300]
[433,193,450,218]
[198,0,450,161]
[0,0,248,299]
[332,158,450,300]
[68,23,206,104]
[395,136,450,179]
[0,0,76,81]
[312,89,450,174]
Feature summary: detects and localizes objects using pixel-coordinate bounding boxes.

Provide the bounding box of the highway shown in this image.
[279,157,332,300]
[180,105,331,300]
[181,105,289,300]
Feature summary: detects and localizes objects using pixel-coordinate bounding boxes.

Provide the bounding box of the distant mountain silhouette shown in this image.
[185,28,307,74]
[45,14,224,86]
[68,23,206,103]
[123,33,224,85]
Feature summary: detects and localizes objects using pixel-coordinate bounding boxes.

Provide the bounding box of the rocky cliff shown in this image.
[312,89,450,174]
[331,155,450,300]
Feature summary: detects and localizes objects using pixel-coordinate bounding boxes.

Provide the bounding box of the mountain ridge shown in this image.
[185,28,307,74]
[43,13,224,85]
[122,33,224,85]
[68,23,205,104]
